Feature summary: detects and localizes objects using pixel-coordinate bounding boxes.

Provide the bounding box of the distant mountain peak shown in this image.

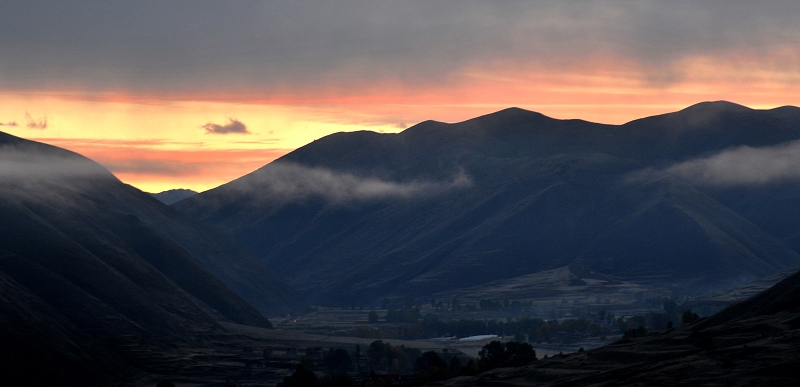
[469,106,549,123]
[623,100,757,128]
[151,188,198,205]
[495,106,539,115]
[679,100,753,114]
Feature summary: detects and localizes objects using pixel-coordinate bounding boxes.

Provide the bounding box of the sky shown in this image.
[2,1,800,193]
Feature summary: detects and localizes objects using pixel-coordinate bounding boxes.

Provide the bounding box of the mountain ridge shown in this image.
[175,101,800,305]
[0,130,304,383]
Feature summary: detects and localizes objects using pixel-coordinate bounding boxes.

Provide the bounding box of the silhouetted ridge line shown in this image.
[175,102,800,306]
[0,130,305,383]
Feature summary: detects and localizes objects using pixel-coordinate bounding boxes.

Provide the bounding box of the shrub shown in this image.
[478,341,537,369]
[622,326,647,338]
[682,310,700,325]
[325,348,353,374]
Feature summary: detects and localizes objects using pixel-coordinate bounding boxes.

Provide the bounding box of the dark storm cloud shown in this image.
[1,1,799,93]
[25,112,47,129]
[202,118,249,135]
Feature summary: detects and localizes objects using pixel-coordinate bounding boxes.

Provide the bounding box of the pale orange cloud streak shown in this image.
[43,50,797,125]
[5,50,800,192]
[28,137,292,193]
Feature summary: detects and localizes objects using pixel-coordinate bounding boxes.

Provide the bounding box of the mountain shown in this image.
[0,131,302,383]
[436,268,800,386]
[151,188,197,205]
[1,135,302,316]
[175,102,800,305]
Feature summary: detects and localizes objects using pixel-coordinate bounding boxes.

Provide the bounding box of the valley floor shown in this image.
[117,270,795,386]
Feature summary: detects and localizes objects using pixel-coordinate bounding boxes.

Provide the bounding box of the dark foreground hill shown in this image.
[175,102,800,305]
[436,268,800,386]
[0,132,302,384]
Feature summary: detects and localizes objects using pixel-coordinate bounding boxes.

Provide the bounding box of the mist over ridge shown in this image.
[0,128,304,383]
[176,101,800,306]
[222,162,473,204]
[665,138,800,186]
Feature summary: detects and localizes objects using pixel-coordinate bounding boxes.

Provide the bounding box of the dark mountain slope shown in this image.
[608,101,800,162]
[89,180,304,315]
[0,131,303,315]
[597,101,800,249]
[0,131,301,383]
[437,269,800,386]
[0,269,130,385]
[696,267,800,328]
[176,102,800,305]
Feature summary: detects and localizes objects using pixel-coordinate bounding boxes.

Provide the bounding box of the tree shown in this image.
[449,356,462,373]
[415,351,451,383]
[478,341,507,368]
[416,351,447,372]
[478,341,536,369]
[503,341,537,366]
[279,358,318,387]
[663,299,677,315]
[263,346,273,362]
[368,310,379,324]
[325,348,353,374]
[320,373,353,387]
[367,340,421,373]
[682,310,700,325]
[623,326,647,338]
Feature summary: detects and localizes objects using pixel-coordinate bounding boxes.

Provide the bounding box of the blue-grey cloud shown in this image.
[0,145,110,180]
[228,162,473,203]
[0,2,798,94]
[25,112,47,129]
[202,118,249,135]
[666,139,800,186]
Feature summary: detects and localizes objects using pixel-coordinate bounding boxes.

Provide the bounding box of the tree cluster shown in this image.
[357,313,609,342]
[478,340,537,368]
[278,339,539,387]
[367,340,421,373]
[384,308,421,323]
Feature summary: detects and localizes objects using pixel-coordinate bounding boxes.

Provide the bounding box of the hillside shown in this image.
[0,131,302,383]
[175,102,800,305]
[436,268,800,386]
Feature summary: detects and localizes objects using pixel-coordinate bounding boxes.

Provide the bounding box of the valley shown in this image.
[4,102,800,386]
[113,267,789,386]
[5,3,800,386]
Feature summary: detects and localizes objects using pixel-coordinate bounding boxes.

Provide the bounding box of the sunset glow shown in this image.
[2,2,800,192]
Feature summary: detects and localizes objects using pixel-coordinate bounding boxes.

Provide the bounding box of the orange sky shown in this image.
[3,57,800,193]
[2,3,800,193]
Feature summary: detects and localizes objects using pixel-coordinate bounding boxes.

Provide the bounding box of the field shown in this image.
[119,268,792,386]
